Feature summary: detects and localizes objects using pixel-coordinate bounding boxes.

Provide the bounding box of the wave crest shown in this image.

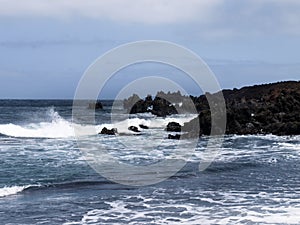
[0,108,76,138]
[0,185,28,197]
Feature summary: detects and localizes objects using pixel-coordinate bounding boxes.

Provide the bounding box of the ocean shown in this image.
[0,100,299,224]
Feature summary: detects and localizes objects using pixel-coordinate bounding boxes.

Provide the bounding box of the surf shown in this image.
[0,108,197,138]
[0,185,31,198]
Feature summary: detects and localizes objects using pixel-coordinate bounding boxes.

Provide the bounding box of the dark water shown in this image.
[0,100,299,224]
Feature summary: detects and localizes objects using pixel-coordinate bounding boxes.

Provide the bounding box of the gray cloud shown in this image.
[0,0,299,38]
[0,0,221,24]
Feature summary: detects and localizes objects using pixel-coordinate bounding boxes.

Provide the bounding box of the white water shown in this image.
[0,185,28,197]
[0,109,76,138]
[99,114,197,134]
[65,190,300,225]
[0,109,197,138]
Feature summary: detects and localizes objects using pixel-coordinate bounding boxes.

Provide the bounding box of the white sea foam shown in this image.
[100,114,197,135]
[279,142,300,151]
[0,109,77,138]
[64,190,300,225]
[0,185,27,197]
[0,108,197,139]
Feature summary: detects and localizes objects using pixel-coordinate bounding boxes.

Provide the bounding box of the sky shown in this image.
[0,0,300,99]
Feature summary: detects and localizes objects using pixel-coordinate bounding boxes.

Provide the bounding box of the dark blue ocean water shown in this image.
[0,100,299,224]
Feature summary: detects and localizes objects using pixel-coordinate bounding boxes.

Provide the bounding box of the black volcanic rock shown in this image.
[124,94,152,114]
[128,126,140,133]
[123,94,141,111]
[166,122,181,132]
[100,127,117,135]
[123,81,300,136]
[123,91,191,117]
[182,81,300,136]
[139,124,149,129]
[151,96,177,117]
[168,134,181,140]
[88,101,103,110]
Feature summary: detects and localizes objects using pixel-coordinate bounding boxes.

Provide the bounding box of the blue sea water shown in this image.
[0,100,299,224]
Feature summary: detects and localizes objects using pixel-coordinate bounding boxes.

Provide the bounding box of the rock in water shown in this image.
[128,126,140,133]
[168,134,181,140]
[139,124,149,129]
[123,92,182,117]
[166,122,181,132]
[151,96,177,117]
[88,101,103,110]
[100,127,117,135]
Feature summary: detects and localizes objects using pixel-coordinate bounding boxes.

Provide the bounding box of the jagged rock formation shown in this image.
[183,81,300,136]
[124,81,300,136]
[123,93,177,117]
[123,91,194,117]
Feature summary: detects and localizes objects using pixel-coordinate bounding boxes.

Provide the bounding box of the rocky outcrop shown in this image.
[183,81,300,136]
[123,94,150,114]
[151,96,178,117]
[123,91,192,117]
[128,126,140,133]
[168,134,181,140]
[123,81,300,136]
[139,124,149,129]
[100,127,117,135]
[88,101,103,110]
[166,122,181,132]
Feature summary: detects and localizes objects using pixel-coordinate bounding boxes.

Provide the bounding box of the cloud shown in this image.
[222,0,300,36]
[0,0,299,37]
[0,0,222,24]
[174,0,300,39]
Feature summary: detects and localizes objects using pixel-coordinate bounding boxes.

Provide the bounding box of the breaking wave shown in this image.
[0,108,197,138]
[0,109,77,138]
[0,185,32,198]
